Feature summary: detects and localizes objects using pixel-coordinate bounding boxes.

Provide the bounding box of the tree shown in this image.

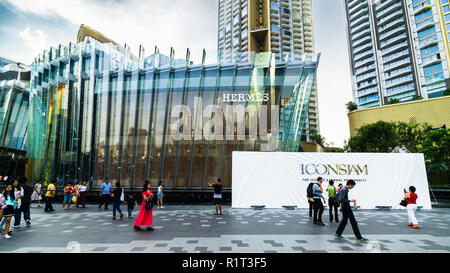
[344,121,448,185]
[345,121,397,152]
[421,128,450,185]
[309,129,345,152]
[444,89,450,96]
[387,98,400,104]
[346,101,358,112]
[412,95,422,101]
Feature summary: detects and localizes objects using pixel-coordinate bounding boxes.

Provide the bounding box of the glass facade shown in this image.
[0,80,29,151]
[26,37,319,188]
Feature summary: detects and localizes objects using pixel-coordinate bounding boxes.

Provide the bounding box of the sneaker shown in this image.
[358,238,369,243]
[219,212,222,215]
[120,214,123,220]
[112,217,116,220]
[161,206,164,209]
[318,222,325,226]
[26,221,31,227]
[335,235,344,240]
[4,234,11,240]
[13,225,20,229]
[146,226,154,231]
[407,223,414,227]
[412,225,420,229]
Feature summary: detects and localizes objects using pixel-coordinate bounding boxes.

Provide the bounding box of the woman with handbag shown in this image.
[134,180,154,231]
[404,186,420,229]
[111,182,124,220]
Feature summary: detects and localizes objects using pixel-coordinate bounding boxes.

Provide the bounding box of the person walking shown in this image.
[405,186,420,229]
[337,183,343,193]
[12,179,24,230]
[45,181,56,212]
[208,178,223,215]
[99,178,112,210]
[312,177,326,226]
[326,180,339,223]
[0,190,5,227]
[335,180,368,243]
[31,180,43,207]
[134,180,154,231]
[2,183,16,239]
[78,180,88,208]
[157,181,164,209]
[126,193,138,219]
[111,182,124,220]
[16,180,33,227]
[306,182,315,218]
[62,182,74,210]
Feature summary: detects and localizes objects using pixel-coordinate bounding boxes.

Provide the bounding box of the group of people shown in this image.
[0,177,33,240]
[307,177,421,243]
[1,173,422,241]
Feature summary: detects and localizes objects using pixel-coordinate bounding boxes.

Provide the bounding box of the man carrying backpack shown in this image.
[312,177,326,226]
[335,180,368,243]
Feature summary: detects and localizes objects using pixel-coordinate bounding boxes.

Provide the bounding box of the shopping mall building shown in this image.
[8,25,319,191]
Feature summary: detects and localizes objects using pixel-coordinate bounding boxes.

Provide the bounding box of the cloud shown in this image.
[19,27,48,58]
[4,0,218,62]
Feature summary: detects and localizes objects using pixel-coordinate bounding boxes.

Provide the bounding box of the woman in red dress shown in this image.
[134,180,154,231]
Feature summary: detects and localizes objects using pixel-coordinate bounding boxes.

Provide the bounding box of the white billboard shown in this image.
[232,152,432,209]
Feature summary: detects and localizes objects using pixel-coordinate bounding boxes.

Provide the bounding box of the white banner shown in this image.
[232,152,432,209]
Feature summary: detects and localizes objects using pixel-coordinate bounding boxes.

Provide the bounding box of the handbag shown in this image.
[144,192,154,210]
[400,199,407,207]
[145,199,154,210]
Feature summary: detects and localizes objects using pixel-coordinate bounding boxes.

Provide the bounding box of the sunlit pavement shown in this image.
[0,205,449,253]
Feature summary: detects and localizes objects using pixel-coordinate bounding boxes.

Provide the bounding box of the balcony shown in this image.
[351,27,371,42]
[419,35,438,49]
[382,48,409,64]
[378,17,404,34]
[378,8,403,26]
[354,49,374,62]
[355,63,376,76]
[383,57,411,72]
[381,40,408,56]
[352,35,372,48]
[351,21,370,36]
[377,1,402,19]
[385,66,412,80]
[380,33,407,49]
[385,74,413,89]
[350,15,369,29]
[349,6,368,22]
[422,54,442,66]
[349,1,366,16]
[413,3,432,15]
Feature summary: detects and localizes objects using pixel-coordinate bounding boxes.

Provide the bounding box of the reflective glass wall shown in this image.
[27,37,319,188]
[0,80,29,151]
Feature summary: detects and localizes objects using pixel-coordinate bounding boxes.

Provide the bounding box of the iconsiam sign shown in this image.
[26,37,319,189]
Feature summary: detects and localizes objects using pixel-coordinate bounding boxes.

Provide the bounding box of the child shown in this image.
[125,193,138,219]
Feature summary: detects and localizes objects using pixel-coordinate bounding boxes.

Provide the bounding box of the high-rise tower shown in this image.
[218,0,319,141]
[344,0,450,109]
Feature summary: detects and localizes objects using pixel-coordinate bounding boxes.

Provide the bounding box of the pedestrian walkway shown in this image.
[1,205,449,253]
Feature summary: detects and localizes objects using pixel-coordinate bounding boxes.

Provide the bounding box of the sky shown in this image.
[0,0,353,147]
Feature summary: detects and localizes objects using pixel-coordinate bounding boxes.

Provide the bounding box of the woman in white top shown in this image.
[31,180,43,207]
[78,180,88,208]
[157,181,164,209]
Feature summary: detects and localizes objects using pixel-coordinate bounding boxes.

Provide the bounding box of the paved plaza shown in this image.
[0,205,449,253]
